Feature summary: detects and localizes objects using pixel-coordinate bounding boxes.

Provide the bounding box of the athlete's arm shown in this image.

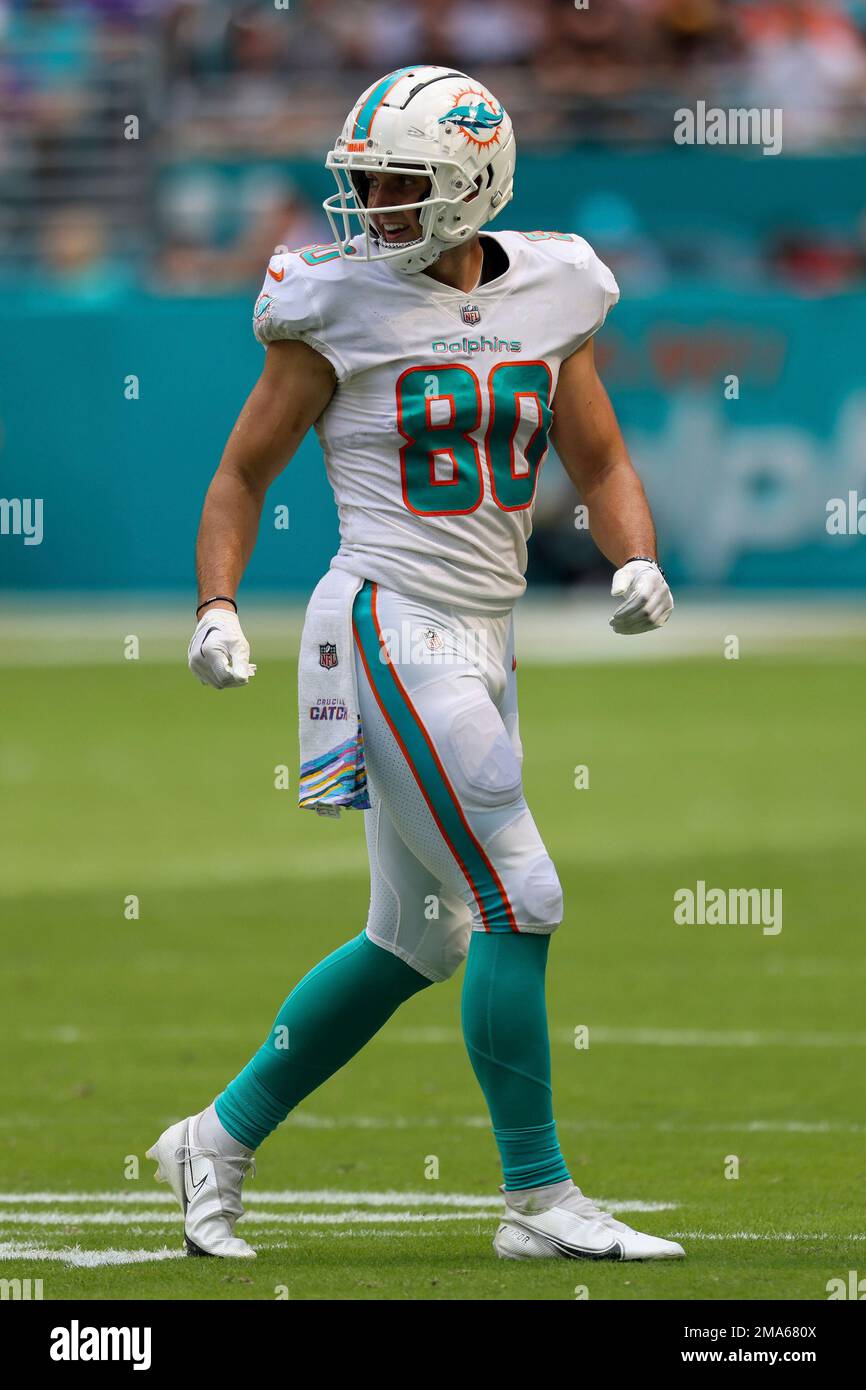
[189,340,337,687]
[550,337,673,633]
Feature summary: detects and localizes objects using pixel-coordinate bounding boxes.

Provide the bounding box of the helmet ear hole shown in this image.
[464,166,494,204]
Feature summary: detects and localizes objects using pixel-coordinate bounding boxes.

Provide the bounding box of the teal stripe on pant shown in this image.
[353,579,517,933]
[216,931,431,1150]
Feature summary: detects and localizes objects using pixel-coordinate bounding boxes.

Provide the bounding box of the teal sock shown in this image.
[461,931,570,1192]
[216,931,431,1149]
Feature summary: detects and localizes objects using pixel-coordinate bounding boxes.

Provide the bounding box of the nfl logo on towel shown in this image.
[319,642,338,670]
[461,303,481,326]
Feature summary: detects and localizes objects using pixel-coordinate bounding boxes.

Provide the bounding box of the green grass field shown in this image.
[1,630,865,1300]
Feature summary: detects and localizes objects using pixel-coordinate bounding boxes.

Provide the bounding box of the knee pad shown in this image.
[520,851,564,928]
[450,700,523,810]
[484,810,564,930]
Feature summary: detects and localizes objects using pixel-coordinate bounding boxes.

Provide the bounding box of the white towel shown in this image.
[297,568,370,816]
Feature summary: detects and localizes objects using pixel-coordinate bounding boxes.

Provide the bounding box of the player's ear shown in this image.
[466,167,493,203]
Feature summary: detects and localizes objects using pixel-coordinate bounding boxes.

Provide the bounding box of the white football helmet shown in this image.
[323,65,516,274]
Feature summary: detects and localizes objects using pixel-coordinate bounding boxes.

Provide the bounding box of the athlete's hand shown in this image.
[188,610,257,688]
[610,559,673,635]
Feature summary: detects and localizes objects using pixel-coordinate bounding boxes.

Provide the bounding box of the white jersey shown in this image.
[253,230,619,612]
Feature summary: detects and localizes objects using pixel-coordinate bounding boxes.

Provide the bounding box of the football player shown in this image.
[149,66,679,1263]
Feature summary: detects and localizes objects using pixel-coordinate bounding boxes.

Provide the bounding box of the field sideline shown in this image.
[1,602,864,1299]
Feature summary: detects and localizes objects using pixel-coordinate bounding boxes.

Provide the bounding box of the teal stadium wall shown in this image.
[2,152,865,593]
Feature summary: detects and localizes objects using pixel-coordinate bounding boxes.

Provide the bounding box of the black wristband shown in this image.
[196,595,237,617]
[624,555,665,578]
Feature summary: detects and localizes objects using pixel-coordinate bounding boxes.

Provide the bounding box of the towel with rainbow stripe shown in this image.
[298,727,371,816]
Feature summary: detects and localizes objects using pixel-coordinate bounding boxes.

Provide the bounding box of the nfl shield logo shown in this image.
[319,642,338,670]
[461,302,481,326]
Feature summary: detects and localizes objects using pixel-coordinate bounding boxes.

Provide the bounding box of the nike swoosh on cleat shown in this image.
[183,1126,208,1206]
[515,1223,624,1261]
[187,1165,207,1195]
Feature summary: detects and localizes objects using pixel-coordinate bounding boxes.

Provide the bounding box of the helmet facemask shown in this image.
[324,154,490,274]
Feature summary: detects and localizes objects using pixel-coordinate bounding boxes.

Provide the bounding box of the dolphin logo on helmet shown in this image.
[438,98,504,142]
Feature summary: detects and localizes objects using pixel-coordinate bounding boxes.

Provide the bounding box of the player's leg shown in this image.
[210,774,471,1151]
[455,610,570,1193]
[147,777,439,1258]
[353,581,684,1260]
[148,926,431,1256]
[213,929,431,1150]
[352,580,569,1183]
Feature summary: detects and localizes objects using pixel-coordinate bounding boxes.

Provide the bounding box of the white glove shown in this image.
[188,609,257,688]
[610,558,673,635]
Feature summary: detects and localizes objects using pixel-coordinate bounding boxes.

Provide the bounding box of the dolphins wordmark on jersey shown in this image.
[253,230,619,612]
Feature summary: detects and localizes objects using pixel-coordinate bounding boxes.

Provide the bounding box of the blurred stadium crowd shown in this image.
[2,0,866,294]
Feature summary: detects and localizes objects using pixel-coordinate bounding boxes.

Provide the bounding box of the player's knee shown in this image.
[450,701,523,809]
[401,918,471,982]
[486,810,564,928]
[520,850,563,928]
[426,911,472,980]
[366,897,471,983]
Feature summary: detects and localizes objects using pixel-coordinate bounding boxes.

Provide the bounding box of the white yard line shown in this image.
[0,1190,493,1209]
[387,1025,866,1049]
[12,1024,866,1049]
[285,1113,866,1134]
[2,1189,858,1259]
[578,1026,866,1049]
[0,1210,495,1227]
[0,1241,185,1266]
[670,1231,866,1243]
[1,1228,861,1266]
[2,1114,858,1143]
[0,851,370,904]
[0,1191,677,1214]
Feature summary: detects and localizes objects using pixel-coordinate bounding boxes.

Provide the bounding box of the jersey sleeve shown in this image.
[252,252,349,382]
[561,236,620,358]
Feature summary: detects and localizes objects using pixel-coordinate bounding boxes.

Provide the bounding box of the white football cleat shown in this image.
[493,1183,685,1262]
[146,1110,257,1258]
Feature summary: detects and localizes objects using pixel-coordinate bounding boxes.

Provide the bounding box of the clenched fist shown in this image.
[188,610,257,688]
[610,559,673,635]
